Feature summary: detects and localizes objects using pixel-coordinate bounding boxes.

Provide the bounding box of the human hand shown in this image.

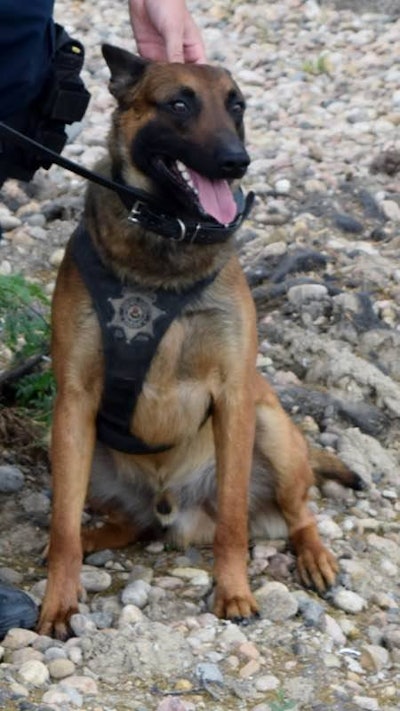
[129,0,206,63]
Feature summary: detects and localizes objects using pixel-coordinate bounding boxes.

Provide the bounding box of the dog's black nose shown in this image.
[216,144,250,178]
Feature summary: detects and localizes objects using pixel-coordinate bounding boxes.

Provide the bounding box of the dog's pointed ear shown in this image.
[102,44,150,102]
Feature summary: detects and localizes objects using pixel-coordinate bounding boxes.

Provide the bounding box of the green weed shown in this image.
[302,54,332,76]
[0,273,54,425]
[270,689,297,711]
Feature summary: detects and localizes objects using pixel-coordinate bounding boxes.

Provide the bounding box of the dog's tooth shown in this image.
[176,160,187,174]
[176,160,198,194]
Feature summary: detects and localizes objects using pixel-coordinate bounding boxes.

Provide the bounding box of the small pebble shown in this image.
[287,283,328,304]
[0,465,25,493]
[121,580,151,608]
[69,613,97,637]
[47,658,76,679]
[255,581,299,621]
[360,644,389,672]
[333,590,367,614]
[255,674,280,692]
[80,567,112,592]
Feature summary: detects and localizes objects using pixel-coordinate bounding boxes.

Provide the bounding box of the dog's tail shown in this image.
[309,448,366,491]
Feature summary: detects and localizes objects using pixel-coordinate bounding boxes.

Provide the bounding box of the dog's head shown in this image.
[102,44,250,225]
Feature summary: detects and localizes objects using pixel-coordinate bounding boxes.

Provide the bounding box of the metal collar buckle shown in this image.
[128,200,144,224]
[173,218,187,242]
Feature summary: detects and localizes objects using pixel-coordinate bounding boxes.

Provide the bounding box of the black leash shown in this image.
[0,121,155,206]
[0,120,255,245]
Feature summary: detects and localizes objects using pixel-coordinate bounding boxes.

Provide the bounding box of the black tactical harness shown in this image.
[71,223,217,454]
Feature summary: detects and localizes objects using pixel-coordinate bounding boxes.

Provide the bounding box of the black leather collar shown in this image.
[113,170,255,245]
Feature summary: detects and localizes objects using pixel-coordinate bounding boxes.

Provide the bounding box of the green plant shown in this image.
[302,54,332,76]
[0,273,50,359]
[270,689,297,711]
[15,368,55,426]
[0,273,55,424]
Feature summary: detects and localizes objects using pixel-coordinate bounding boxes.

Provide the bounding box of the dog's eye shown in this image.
[231,101,245,117]
[169,100,190,115]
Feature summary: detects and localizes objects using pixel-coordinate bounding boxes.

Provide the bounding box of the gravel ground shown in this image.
[0,1,399,710]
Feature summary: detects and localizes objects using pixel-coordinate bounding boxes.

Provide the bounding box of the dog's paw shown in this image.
[38,585,81,641]
[37,606,76,641]
[213,587,259,622]
[296,544,338,593]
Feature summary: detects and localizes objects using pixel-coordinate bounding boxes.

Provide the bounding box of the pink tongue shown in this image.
[188,169,237,224]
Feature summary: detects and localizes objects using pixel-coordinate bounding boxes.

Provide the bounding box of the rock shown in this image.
[0,210,22,231]
[61,674,98,695]
[275,178,291,194]
[296,595,326,630]
[43,646,68,662]
[239,658,261,678]
[360,644,390,672]
[84,549,115,566]
[2,628,38,650]
[255,582,299,621]
[17,660,50,686]
[12,648,44,665]
[195,662,224,684]
[171,567,210,586]
[47,658,76,679]
[218,623,248,649]
[353,696,379,711]
[287,283,328,304]
[0,465,24,493]
[317,517,343,539]
[333,213,364,233]
[270,248,328,283]
[80,567,112,592]
[69,614,97,637]
[118,604,146,627]
[0,567,23,585]
[255,674,280,692]
[380,199,400,222]
[333,589,367,614]
[121,580,151,608]
[41,687,79,707]
[49,247,65,266]
[324,615,346,645]
[237,641,260,660]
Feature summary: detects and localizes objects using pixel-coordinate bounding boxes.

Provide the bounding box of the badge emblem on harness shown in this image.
[107,290,166,343]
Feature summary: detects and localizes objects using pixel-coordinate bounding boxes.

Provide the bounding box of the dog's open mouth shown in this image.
[153,158,238,225]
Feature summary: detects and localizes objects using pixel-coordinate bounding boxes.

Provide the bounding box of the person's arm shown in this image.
[129,0,206,63]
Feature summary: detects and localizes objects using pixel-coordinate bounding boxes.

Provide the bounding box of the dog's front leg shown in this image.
[212,386,259,621]
[38,391,96,639]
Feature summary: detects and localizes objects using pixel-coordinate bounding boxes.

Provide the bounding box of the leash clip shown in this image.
[128,200,145,224]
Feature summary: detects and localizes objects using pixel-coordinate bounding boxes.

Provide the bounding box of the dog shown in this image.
[38,45,362,639]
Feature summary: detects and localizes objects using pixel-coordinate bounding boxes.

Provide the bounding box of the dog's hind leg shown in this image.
[254,372,338,592]
[82,514,140,553]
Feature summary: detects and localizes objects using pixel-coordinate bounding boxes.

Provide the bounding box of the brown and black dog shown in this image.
[39,45,361,638]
